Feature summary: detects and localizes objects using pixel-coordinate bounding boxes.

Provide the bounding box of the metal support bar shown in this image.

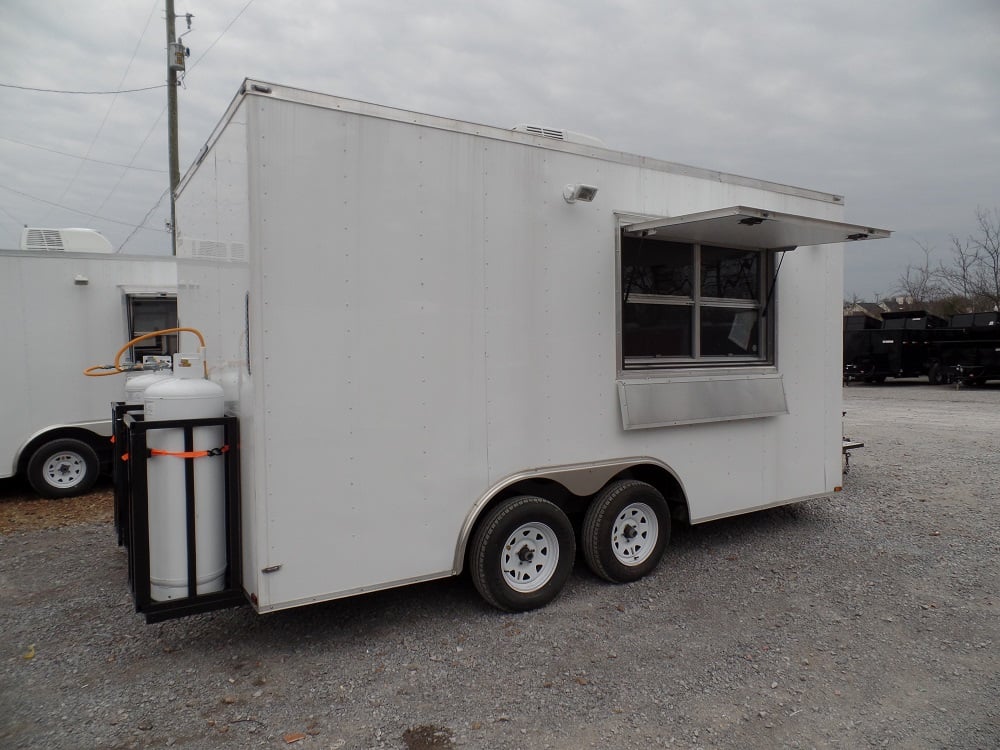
[183,425,197,598]
[111,402,143,548]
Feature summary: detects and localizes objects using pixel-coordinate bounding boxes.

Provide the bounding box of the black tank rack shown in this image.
[112,403,245,623]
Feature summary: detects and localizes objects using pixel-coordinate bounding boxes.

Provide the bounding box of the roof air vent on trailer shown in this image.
[512,124,606,148]
[20,228,114,253]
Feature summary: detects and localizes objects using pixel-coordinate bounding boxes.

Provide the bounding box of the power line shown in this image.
[119,188,170,251]
[0,183,169,233]
[0,82,167,95]
[43,0,161,227]
[93,111,168,219]
[117,2,256,251]
[187,0,256,72]
[0,135,167,173]
[0,202,21,227]
[6,1,258,248]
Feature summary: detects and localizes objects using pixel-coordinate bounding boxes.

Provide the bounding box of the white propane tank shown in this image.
[143,353,227,601]
[125,357,175,405]
[125,370,172,405]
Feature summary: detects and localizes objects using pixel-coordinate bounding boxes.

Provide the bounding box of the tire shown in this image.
[469,496,576,612]
[928,363,945,385]
[26,438,100,499]
[582,480,671,583]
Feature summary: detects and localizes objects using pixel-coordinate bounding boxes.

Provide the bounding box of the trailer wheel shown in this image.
[582,480,670,583]
[928,363,946,385]
[469,496,576,612]
[26,438,100,499]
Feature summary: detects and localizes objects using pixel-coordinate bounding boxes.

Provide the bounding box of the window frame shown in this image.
[617,217,776,373]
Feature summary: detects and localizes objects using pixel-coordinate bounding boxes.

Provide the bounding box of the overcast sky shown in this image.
[1,0,997,300]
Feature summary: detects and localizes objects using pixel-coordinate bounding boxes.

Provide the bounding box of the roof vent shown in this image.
[20,228,114,253]
[512,124,605,148]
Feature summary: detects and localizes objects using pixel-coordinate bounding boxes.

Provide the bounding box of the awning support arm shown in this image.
[762,248,793,319]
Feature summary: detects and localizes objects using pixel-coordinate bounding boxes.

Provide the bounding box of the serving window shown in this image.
[621,235,771,369]
[615,206,891,428]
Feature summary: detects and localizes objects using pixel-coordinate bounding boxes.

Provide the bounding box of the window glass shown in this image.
[623,303,692,359]
[622,238,693,298]
[700,307,760,357]
[131,298,177,335]
[620,229,771,369]
[701,246,759,300]
[127,296,178,358]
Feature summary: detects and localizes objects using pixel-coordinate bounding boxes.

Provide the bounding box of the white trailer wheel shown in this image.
[582,480,671,583]
[26,438,100,499]
[610,502,659,567]
[501,521,561,593]
[469,496,576,612]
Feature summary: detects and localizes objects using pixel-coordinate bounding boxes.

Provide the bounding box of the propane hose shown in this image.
[84,327,207,377]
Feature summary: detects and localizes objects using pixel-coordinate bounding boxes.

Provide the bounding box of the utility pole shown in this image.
[166,0,181,255]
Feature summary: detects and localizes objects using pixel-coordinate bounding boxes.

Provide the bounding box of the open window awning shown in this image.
[621,206,891,250]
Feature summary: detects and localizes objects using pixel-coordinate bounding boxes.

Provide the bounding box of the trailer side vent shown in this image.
[512,124,606,148]
[196,241,228,259]
[179,238,249,262]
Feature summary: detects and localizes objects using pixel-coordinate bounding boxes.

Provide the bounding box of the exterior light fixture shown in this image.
[74,274,89,285]
[563,183,598,203]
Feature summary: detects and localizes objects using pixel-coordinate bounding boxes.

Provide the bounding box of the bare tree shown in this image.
[969,206,1000,311]
[895,242,944,305]
[928,207,1000,313]
[938,234,978,306]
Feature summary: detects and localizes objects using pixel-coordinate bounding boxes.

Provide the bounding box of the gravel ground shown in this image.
[0,478,113,535]
[1,383,998,749]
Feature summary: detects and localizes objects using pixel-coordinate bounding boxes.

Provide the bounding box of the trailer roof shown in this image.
[179,79,851,207]
[621,206,891,250]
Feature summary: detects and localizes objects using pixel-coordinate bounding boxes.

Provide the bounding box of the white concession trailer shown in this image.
[116,80,889,621]
[0,235,176,498]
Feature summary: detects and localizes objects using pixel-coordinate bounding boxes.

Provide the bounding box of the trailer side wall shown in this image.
[177,86,846,612]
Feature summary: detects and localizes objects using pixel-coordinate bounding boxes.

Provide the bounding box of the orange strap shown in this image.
[149,445,230,459]
[119,445,229,462]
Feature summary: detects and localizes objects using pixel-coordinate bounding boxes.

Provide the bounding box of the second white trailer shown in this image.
[132,80,890,618]
[0,242,177,497]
